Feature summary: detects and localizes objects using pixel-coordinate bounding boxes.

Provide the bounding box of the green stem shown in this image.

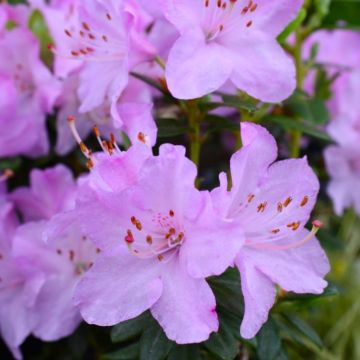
[291,29,304,158]
[188,100,202,167]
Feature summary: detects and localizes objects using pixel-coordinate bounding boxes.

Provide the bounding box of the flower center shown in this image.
[124,210,185,262]
[203,0,258,42]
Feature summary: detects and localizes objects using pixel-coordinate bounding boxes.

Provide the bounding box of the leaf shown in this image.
[111,312,151,343]
[282,313,323,348]
[284,91,330,125]
[103,343,140,360]
[280,282,338,302]
[203,311,239,360]
[28,10,53,66]
[256,318,282,360]
[156,118,188,138]
[266,115,332,142]
[278,8,307,43]
[130,72,168,95]
[323,0,360,28]
[139,319,174,360]
[167,345,202,360]
[221,94,258,112]
[208,268,244,318]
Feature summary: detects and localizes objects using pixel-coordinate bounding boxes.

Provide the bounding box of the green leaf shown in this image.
[256,318,282,360]
[280,282,338,302]
[208,268,244,318]
[103,343,140,360]
[130,72,168,95]
[167,345,202,360]
[203,313,239,360]
[111,312,151,343]
[278,8,307,43]
[156,118,188,138]
[139,320,174,360]
[0,158,22,172]
[282,313,323,348]
[323,0,360,28]
[28,10,53,66]
[219,94,258,112]
[284,91,330,125]
[266,115,332,142]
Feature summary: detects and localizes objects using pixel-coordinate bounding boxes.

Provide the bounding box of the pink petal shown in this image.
[166,29,233,99]
[151,257,218,344]
[74,251,163,326]
[225,32,296,103]
[236,254,276,339]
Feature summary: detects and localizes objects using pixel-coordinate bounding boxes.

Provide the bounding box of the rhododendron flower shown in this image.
[13,214,98,341]
[211,123,330,338]
[0,28,61,157]
[57,0,155,113]
[161,0,302,102]
[11,165,77,222]
[56,73,157,155]
[0,180,44,360]
[74,144,244,343]
[9,165,98,341]
[324,146,360,215]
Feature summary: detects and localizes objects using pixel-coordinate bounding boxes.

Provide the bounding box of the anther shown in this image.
[283,197,292,207]
[300,196,309,207]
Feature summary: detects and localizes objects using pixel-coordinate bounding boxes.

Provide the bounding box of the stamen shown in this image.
[0,169,14,182]
[248,220,323,251]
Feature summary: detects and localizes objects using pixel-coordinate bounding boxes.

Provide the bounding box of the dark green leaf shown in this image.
[111,312,151,343]
[130,72,168,95]
[282,313,323,348]
[266,115,332,142]
[208,268,244,318]
[167,345,202,360]
[220,94,258,112]
[103,343,139,360]
[280,282,338,302]
[256,318,282,360]
[156,118,188,138]
[323,0,360,28]
[139,320,174,360]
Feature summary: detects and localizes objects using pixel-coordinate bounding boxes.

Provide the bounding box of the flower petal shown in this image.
[151,257,218,344]
[74,251,163,326]
[226,32,295,103]
[166,29,232,99]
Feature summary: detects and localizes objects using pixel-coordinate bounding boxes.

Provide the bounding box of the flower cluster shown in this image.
[5,0,360,359]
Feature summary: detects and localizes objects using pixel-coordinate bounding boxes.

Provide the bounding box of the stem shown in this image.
[188,100,202,167]
[291,29,304,158]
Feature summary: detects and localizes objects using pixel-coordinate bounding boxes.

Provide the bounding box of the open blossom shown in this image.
[13,214,98,341]
[211,123,330,338]
[11,165,77,222]
[161,0,302,102]
[0,27,61,158]
[9,165,97,341]
[0,177,44,360]
[74,144,244,343]
[324,146,360,215]
[57,0,155,114]
[56,73,157,155]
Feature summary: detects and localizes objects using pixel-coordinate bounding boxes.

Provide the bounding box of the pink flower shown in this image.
[55,73,157,155]
[0,27,61,158]
[11,165,77,222]
[324,146,360,215]
[8,165,97,341]
[161,0,302,102]
[211,123,330,339]
[13,214,98,341]
[58,0,155,113]
[74,144,244,343]
[0,179,44,360]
